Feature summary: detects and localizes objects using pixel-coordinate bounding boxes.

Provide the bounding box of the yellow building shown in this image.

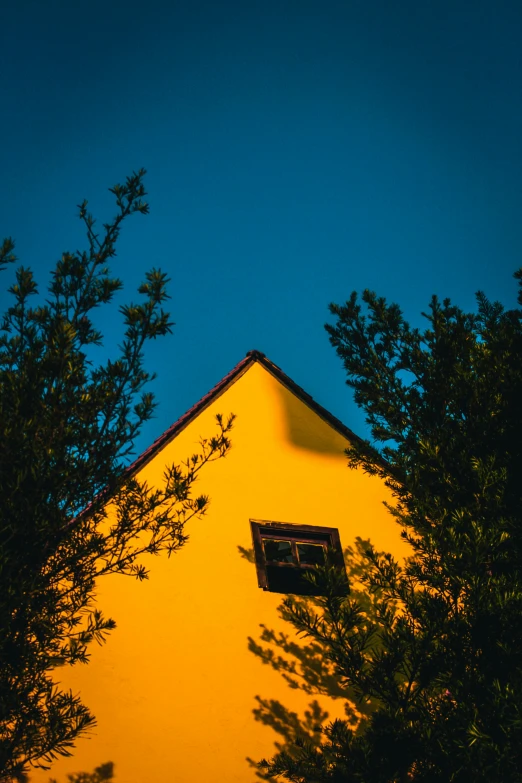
[32,350,407,783]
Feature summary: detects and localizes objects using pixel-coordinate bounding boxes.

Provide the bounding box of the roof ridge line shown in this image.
[126,352,255,475]
[127,349,364,476]
[73,350,366,524]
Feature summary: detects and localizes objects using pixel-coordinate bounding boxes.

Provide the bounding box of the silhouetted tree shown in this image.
[0,173,233,781]
[260,270,522,781]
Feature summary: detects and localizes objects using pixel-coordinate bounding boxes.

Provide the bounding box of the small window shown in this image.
[250,520,346,596]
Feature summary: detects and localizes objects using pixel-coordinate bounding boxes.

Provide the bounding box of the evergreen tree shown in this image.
[260,270,522,781]
[0,172,233,781]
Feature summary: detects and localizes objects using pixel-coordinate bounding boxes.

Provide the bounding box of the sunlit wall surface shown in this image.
[30,359,409,782]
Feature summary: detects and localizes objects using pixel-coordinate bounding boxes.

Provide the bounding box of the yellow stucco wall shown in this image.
[31,361,408,782]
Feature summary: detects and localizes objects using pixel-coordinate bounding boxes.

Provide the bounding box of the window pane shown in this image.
[263,539,294,563]
[297,543,325,566]
[266,565,321,595]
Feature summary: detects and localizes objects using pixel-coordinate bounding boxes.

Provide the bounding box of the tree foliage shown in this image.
[260,270,522,781]
[49,760,114,783]
[0,172,233,781]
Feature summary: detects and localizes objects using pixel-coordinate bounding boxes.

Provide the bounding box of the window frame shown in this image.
[250,519,346,594]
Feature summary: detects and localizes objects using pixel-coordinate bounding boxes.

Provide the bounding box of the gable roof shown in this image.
[128,350,364,475]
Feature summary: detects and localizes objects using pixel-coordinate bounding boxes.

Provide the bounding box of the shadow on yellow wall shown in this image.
[274,383,344,455]
[238,539,383,779]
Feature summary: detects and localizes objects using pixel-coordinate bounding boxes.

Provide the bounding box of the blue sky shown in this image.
[1,0,521,453]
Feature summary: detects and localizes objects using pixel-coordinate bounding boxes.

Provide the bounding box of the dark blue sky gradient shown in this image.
[1,0,521,453]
